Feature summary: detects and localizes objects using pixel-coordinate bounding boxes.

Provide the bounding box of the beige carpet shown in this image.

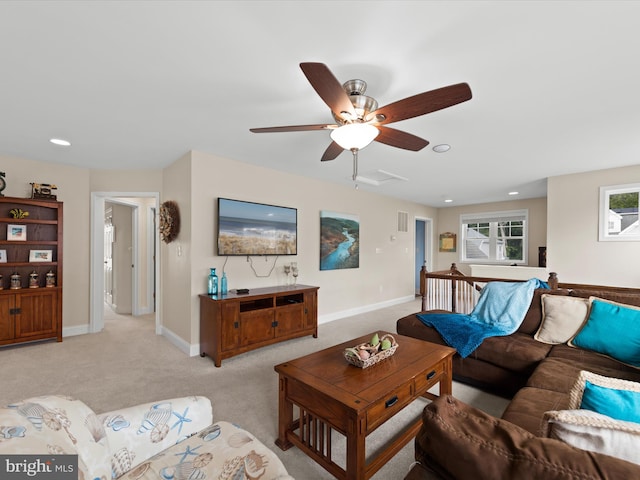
[0,298,508,479]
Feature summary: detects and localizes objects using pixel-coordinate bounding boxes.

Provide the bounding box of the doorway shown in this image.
[90,192,160,334]
[415,217,433,295]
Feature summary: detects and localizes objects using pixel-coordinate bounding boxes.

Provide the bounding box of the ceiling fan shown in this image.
[250,63,472,172]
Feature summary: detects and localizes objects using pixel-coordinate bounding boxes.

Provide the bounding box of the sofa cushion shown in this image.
[533,295,588,344]
[548,344,640,379]
[126,420,293,480]
[569,289,640,307]
[471,332,552,374]
[0,395,112,479]
[569,370,640,423]
[542,409,640,465]
[101,396,213,477]
[417,395,639,479]
[569,298,640,367]
[518,288,569,335]
[501,387,570,435]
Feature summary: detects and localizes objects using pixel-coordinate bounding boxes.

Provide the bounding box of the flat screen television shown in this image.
[217,198,297,256]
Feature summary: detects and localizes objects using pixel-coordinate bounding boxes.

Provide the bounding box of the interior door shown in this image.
[415,219,426,295]
[104,215,114,306]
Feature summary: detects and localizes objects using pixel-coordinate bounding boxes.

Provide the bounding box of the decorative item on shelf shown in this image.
[9,208,29,219]
[159,200,180,243]
[0,274,3,290]
[343,333,398,369]
[0,171,6,197]
[220,271,228,295]
[291,262,299,286]
[10,272,21,290]
[30,182,57,200]
[7,224,26,241]
[0,249,6,263]
[207,268,218,295]
[29,271,38,288]
[45,270,56,288]
[283,263,291,285]
[29,250,52,262]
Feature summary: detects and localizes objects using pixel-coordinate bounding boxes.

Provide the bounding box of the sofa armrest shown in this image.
[416,395,640,480]
[99,396,213,476]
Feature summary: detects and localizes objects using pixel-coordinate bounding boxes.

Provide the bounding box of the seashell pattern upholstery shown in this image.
[0,395,292,479]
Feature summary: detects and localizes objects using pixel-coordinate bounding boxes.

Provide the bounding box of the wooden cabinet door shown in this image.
[275,303,304,336]
[240,309,274,346]
[15,290,58,339]
[0,295,15,342]
[220,302,241,352]
[303,291,318,329]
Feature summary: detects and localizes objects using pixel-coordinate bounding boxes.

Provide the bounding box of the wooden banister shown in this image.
[419,266,640,313]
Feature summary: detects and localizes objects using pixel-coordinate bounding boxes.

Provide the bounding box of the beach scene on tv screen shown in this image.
[218,199,297,255]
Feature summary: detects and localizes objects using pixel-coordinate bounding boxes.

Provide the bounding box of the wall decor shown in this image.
[29,250,52,262]
[320,211,359,270]
[159,200,180,243]
[30,182,58,200]
[7,224,26,241]
[0,250,6,263]
[439,232,457,252]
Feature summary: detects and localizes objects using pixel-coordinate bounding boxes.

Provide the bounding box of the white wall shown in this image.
[183,151,437,346]
[547,165,640,287]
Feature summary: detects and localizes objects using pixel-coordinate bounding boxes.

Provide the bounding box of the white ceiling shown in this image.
[1,1,639,206]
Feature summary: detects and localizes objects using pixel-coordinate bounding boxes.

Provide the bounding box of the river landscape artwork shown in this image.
[320,211,359,270]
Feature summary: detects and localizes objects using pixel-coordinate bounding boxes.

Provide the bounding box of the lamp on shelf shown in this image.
[330,123,380,181]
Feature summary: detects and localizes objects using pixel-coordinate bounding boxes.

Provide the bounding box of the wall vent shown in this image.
[397,211,409,233]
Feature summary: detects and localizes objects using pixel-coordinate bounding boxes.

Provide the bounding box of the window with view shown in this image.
[460,210,528,264]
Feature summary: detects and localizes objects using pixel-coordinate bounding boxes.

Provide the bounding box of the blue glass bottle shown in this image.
[221,272,228,295]
[208,268,218,295]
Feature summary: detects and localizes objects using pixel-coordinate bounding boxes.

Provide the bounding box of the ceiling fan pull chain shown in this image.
[352,148,359,181]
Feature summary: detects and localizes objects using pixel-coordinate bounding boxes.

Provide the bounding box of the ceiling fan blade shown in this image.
[375,126,429,151]
[300,62,356,120]
[372,83,472,125]
[321,141,344,162]
[250,124,336,133]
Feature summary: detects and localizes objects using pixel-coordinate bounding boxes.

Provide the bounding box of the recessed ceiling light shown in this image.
[508,191,519,196]
[433,144,450,153]
[444,199,453,203]
[49,138,71,146]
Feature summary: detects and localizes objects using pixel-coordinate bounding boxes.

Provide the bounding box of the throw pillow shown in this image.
[533,294,588,344]
[569,370,640,423]
[542,409,640,465]
[568,297,640,367]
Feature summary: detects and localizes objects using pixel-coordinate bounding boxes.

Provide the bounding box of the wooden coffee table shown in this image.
[274,331,455,480]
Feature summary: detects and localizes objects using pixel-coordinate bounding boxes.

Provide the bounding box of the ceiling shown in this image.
[1,1,639,207]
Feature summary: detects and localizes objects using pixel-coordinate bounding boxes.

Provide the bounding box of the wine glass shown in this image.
[283,263,291,285]
[291,265,299,286]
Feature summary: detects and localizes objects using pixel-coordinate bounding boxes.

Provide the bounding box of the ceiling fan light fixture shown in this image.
[330,123,379,150]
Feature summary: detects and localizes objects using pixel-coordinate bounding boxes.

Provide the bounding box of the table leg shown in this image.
[275,376,294,450]
[441,356,453,395]
[345,416,366,480]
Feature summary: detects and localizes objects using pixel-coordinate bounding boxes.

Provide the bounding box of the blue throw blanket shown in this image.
[417,278,549,358]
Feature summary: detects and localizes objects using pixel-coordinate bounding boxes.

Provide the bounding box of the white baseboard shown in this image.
[318,295,416,325]
[178,294,415,357]
[63,324,90,337]
[161,325,199,356]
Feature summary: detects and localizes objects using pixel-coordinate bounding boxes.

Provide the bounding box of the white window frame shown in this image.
[460,209,528,264]
[599,183,640,242]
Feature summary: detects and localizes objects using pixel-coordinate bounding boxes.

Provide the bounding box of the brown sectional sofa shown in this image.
[397,283,640,479]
